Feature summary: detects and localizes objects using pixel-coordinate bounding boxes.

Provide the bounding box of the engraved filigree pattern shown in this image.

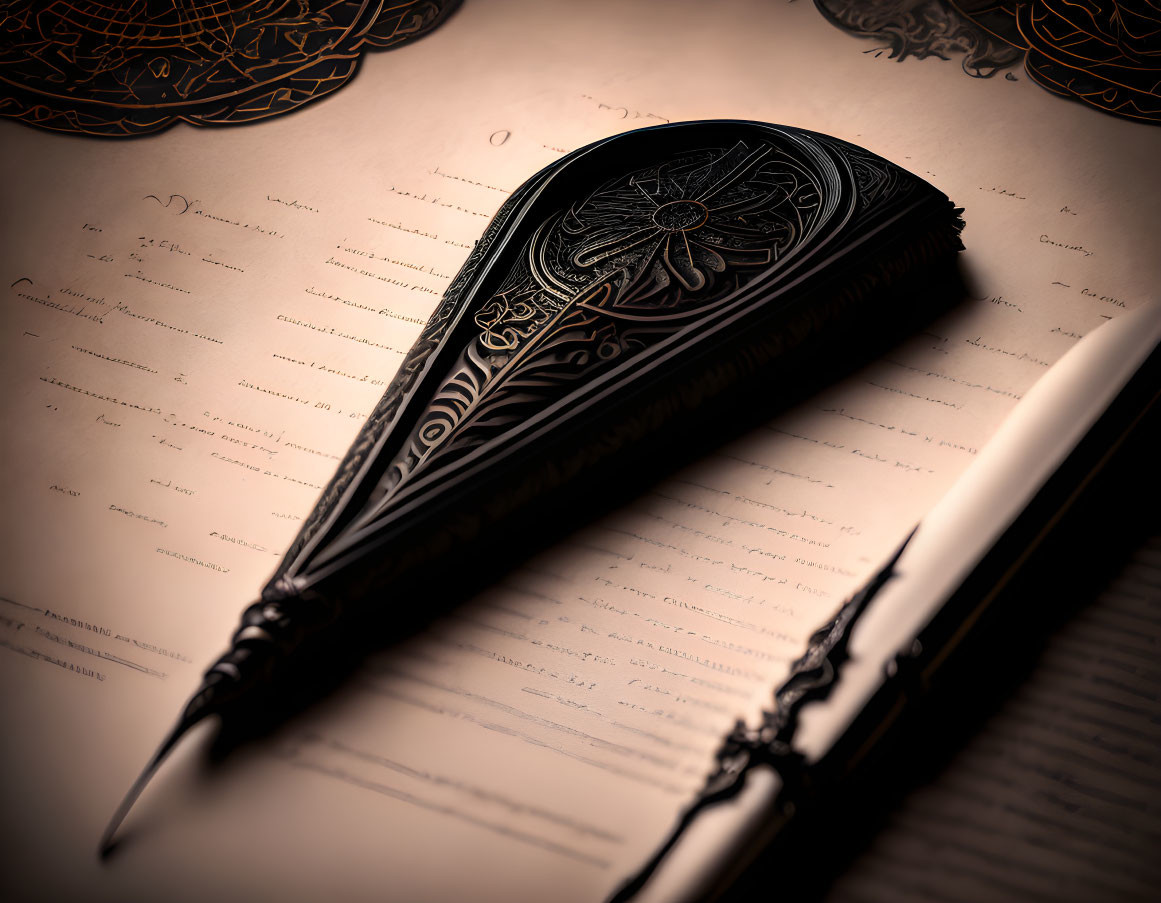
[816,0,1161,123]
[101,122,964,853]
[274,161,532,575]
[814,0,1024,77]
[0,1,458,136]
[1010,0,1161,124]
[273,124,950,590]
[355,139,847,518]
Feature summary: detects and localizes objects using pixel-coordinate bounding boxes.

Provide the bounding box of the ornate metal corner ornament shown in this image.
[0,1,459,136]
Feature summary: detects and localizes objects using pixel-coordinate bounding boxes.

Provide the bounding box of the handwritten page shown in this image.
[2,1,1159,901]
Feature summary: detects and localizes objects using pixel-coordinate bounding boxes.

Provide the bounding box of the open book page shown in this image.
[1,1,1158,901]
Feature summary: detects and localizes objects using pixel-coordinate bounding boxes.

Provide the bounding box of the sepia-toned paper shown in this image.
[1,2,1158,901]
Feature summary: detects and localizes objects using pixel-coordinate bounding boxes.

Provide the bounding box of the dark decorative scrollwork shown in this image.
[248,132,962,832]
[608,530,915,903]
[1000,1,1161,124]
[345,134,912,527]
[0,1,459,136]
[813,0,1025,76]
[100,121,965,853]
[816,0,1161,124]
[271,121,962,596]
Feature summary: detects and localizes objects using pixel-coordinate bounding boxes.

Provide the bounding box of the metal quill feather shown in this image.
[99,120,964,853]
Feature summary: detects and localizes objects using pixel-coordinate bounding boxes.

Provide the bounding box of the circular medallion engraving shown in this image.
[652,200,709,232]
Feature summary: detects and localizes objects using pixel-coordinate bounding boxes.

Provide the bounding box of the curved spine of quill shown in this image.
[100,120,964,854]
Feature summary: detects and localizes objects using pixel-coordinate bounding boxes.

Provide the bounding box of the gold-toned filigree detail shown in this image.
[0,1,459,137]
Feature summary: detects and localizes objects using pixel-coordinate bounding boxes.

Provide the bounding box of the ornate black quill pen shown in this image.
[99,120,964,852]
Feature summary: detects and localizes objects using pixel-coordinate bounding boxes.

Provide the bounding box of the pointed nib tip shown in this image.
[97,711,205,859]
[98,780,141,859]
[97,742,168,859]
[98,830,121,861]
